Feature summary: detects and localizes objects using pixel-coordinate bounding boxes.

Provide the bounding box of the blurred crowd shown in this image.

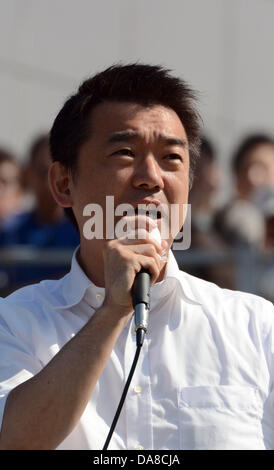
[0,134,80,294]
[188,133,274,301]
[0,131,273,301]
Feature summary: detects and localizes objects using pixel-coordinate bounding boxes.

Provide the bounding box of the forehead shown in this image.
[246,143,274,165]
[88,101,188,142]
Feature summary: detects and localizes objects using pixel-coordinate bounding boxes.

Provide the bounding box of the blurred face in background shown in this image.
[189,157,221,212]
[26,141,58,212]
[236,143,274,199]
[0,160,22,220]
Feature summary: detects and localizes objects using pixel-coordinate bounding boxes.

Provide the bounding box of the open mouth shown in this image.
[134,207,162,219]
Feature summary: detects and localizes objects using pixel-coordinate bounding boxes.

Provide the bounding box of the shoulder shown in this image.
[0,276,65,336]
[178,269,274,325]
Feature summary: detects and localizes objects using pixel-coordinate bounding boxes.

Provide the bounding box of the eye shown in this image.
[112,148,134,157]
[164,154,183,161]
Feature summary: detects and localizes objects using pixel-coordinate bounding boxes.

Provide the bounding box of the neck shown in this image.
[78,240,106,287]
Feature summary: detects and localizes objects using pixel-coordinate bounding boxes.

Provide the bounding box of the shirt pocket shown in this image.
[178,385,264,450]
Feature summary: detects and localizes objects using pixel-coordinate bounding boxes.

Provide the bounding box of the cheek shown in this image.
[73,166,132,213]
[100,167,134,200]
[165,174,189,204]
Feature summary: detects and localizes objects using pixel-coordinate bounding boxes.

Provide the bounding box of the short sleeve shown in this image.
[0,315,42,431]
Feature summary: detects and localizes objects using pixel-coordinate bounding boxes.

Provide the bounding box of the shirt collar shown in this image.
[150,250,202,308]
[53,245,201,310]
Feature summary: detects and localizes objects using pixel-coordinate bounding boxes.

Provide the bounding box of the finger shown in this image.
[134,254,161,285]
[126,243,162,270]
[118,229,164,254]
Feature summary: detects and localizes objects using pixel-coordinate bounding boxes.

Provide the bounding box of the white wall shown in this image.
[0,0,274,200]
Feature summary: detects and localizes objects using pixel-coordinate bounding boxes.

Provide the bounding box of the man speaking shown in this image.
[0,64,273,450]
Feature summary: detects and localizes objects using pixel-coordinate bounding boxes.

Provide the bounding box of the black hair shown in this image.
[232,133,274,176]
[50,63,202,228]
[0,148,18,166]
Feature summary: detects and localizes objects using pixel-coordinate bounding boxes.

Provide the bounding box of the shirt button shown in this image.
[136,445,144,450]
[133,385,142,394]
[96,293,104,301]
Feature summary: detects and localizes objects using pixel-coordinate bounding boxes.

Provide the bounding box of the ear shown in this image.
[48,162,73,208]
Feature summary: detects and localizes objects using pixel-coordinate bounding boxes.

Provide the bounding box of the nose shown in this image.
[132,155,164,191]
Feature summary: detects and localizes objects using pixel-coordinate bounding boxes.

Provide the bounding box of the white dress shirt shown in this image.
[0,247,274,450]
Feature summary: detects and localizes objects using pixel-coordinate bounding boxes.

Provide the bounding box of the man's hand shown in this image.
[103,218,168,318]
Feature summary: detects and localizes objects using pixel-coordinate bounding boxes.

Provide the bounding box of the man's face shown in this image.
[69,101,190,247]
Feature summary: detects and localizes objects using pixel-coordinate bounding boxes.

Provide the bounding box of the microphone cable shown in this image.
[102,337,142,450]
[102,269,150,450]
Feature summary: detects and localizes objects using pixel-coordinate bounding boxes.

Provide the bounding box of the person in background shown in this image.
[238,136,274,250]
[188,136,222,249]
[0,134,80,288]
[0,148,23,226]
[214,134,274,250]
[232,134,274,201]
[186,137,232,286]
[212,134,274,295]
[0,148,24,294]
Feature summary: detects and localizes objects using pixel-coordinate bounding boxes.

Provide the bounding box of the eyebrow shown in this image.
[107,130,188,148]
[107,131,139,144]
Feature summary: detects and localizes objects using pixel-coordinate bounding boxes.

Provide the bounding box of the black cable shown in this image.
[102,336,143,450]
[103,267,150,450]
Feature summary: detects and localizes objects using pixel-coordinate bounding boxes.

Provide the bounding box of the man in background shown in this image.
[0,134,79,288]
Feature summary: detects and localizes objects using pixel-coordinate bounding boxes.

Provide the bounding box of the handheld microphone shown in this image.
[132,268,150,346]
[131,226,162,347]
